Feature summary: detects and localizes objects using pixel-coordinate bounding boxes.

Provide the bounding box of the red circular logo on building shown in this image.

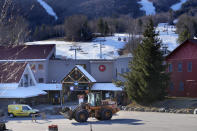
[99,65,106,72]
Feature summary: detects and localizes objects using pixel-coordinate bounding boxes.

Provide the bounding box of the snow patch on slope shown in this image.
[156,23,178,51]
[171,0,188,11]
[26,34,128,59]
[138,0,156,15]
[37,0,58,20]
[26,23,179,59]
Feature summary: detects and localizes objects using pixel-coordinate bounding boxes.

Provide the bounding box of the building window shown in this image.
[31,64,36,70]
[20,79,23,87]
[116,68,118,77]
[188,62,192,72]
[30,79,33,86]
[170,82,174,91]
[168,63,172,72]
[24,74,28,87]
[126,68,130,72]
[38,64,44,70]
[179,82,184,91]
[121,68,124,74]
[38,78,44,83]
[178,63,182,72]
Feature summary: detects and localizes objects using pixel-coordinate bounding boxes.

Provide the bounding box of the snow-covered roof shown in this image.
[37,83,62,91]
[0,85,47,98]
[91,83,122,91]
[0,83,18,88]
[116,53,133,59]
[0,59,46,62]
[76,65,96,83]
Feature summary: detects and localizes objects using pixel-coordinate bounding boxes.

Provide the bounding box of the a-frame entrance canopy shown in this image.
[62,65,96,92]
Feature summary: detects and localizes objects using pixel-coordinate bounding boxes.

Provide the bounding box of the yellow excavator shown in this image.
[60,92,120,123]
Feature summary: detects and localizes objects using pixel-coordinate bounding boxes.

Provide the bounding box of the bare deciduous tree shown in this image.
[0,0,30,46]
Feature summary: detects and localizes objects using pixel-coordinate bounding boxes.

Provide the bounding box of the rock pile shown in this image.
[121,106,195,114]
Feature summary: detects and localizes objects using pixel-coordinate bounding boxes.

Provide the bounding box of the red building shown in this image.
[166,39,197,97]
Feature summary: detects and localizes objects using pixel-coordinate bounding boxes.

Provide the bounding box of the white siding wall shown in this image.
[114,57,132,81]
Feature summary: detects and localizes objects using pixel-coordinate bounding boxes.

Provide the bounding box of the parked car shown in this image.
[8,104,39,117]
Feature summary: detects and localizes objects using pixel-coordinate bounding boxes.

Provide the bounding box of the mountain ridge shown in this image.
[0,0,195,26]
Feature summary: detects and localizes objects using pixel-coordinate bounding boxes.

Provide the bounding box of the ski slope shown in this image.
[36,0,58,20]
[26,23,178,59]
[171,0,188,11]
[156,23,178,51]
[138,0,156,15]
[26,34,129,59]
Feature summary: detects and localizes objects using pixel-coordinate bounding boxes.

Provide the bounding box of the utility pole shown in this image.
[69,45,82,60]
[100,40,102,59]
[99,39,105,59]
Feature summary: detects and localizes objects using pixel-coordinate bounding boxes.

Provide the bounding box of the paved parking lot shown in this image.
[5,111,197,131]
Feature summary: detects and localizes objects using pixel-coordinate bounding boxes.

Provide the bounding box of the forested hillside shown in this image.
[151,0,180,12]
[0,0,196,45]
[39,0,144,23]
[175,0,197,16]
[0,0,195,27]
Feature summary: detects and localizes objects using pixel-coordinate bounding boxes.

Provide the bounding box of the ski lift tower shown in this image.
[94,39,105,59]
[69,45,82,60]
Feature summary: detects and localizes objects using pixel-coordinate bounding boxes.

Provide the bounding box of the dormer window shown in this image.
[20,79,23,87]
[30,79,33,86]
[24,74,28,87]
[31,64,36,71]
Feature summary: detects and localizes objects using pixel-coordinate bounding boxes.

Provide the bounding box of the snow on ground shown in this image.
[26,23,178,59]
[26,34,128,59]
[171,0,188,11]
[36,0,58,20]
[138,0,156,15]
[156,23,179,51]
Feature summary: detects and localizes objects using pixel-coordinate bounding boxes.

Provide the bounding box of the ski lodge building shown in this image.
[0,44,131,105]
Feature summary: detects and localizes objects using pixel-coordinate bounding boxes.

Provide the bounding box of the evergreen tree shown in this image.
[123,19,169,104]
[104,21,109,36]
[81,21,92,41]
[64,15,92,41]
[97,18,105,36]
